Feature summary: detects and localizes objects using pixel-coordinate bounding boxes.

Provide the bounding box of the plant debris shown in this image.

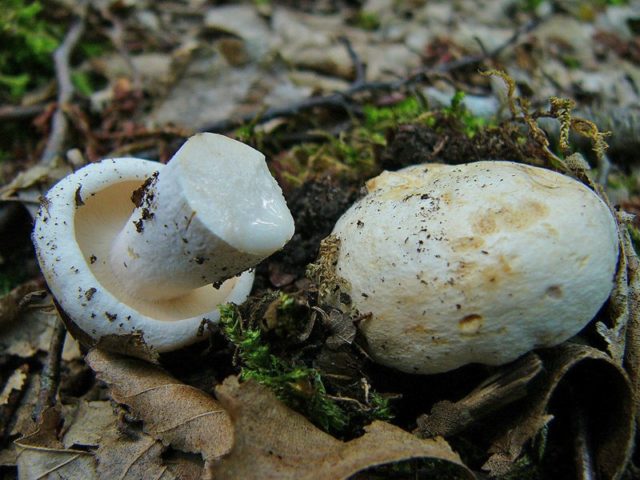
[210,377,476,480]
[85,349,233,462]
[2,1,640,478]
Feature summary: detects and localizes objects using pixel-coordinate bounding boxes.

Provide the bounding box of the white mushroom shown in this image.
[327,161,618,374]
[32,133,294,353]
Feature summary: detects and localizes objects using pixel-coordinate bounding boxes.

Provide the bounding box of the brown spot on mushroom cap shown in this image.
[546,285,563,298]
[458,314,483,334]
[472,199,549,235]
[450,236,485,252]
[403,324,433,335]
[477,255,515,288]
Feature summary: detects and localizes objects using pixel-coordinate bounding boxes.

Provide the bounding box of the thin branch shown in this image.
[33,317,67,422]
[0,104,46,122]
[339,36,367,87]
[415,353,543,438]
[40,13,86,165]
[201,17,545,133]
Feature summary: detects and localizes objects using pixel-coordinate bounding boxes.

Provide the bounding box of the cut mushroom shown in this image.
[324,161,618,375]
[32,133,294,354]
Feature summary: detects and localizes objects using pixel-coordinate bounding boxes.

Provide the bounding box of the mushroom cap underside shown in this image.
[33,158,254,353]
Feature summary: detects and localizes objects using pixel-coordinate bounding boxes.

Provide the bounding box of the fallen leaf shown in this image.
[97,430,205,480]
[63,401,117,449]
[0,281,39,324]
[210,377,476,480]
[15,398,204,479]
[619,226,640,421]
[0,290,81,361]
[15,408,97,480]
[0,161,71,201]
[86,349,233,462]
[597,219,634,363]
[1,365,28,406]
[483,344,634,479]
[96,430,176,480]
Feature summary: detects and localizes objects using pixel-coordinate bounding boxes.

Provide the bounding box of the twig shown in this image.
[201,17,544,133]
[0,104,46,122]
[32,9,87,422]
[40,13,86,165]
[33,318,67,422]
[415,353,543,438]
[339,36,366,87]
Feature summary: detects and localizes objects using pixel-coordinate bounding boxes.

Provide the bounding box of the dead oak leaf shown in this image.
[210,377,476,480]
[96,431,176,480]
[15,408,97,479]
[86,349,233,462]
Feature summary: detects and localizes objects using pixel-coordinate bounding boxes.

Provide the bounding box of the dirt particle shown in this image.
[131,171,159,207]
[85,287,97,301]
[105,312,117,322]
[74,185,85,207]
[89,255,97,264]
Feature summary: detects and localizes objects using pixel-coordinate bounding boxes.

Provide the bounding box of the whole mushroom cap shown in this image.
[33,157,255,353]
[330,161,619,374]
[33,134,295,355]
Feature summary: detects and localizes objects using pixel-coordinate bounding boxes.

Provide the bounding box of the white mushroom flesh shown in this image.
[110,133,294,300]
[32,134,294,352]
[331,161,618,374]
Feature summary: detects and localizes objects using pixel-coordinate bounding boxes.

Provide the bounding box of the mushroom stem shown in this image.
[109,133,294,301]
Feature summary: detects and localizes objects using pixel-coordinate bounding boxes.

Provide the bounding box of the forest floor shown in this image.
[1,1,640,479]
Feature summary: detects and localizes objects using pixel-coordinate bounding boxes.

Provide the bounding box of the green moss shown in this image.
[443,91,490,138]
[352,11,381,31]
[560,55,582,70]
[219,301,393,436]
[0,0,62,100]
[519,0,545,11]
[363,96,425,130]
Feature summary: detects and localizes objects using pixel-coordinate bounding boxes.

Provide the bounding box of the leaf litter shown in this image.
[85,349,234,463]
[210,376,476,480]
[2,1,640,479]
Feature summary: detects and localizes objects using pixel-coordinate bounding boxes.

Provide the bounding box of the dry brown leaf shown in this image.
[63,401,117,449]
[210,377,476,480]
[619,226,640,421]
[86,349,233,462]
[0,291,82,361]
[1,364,28,406]
[598,217,638,364]
[96,430,176,480]
[483,344,634,479]
[15,408,98,480]
[97,430,205,480]
[7,372,40,441]
[0,159,71,219]
[15,398,203,479]
[0,281,40,327]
